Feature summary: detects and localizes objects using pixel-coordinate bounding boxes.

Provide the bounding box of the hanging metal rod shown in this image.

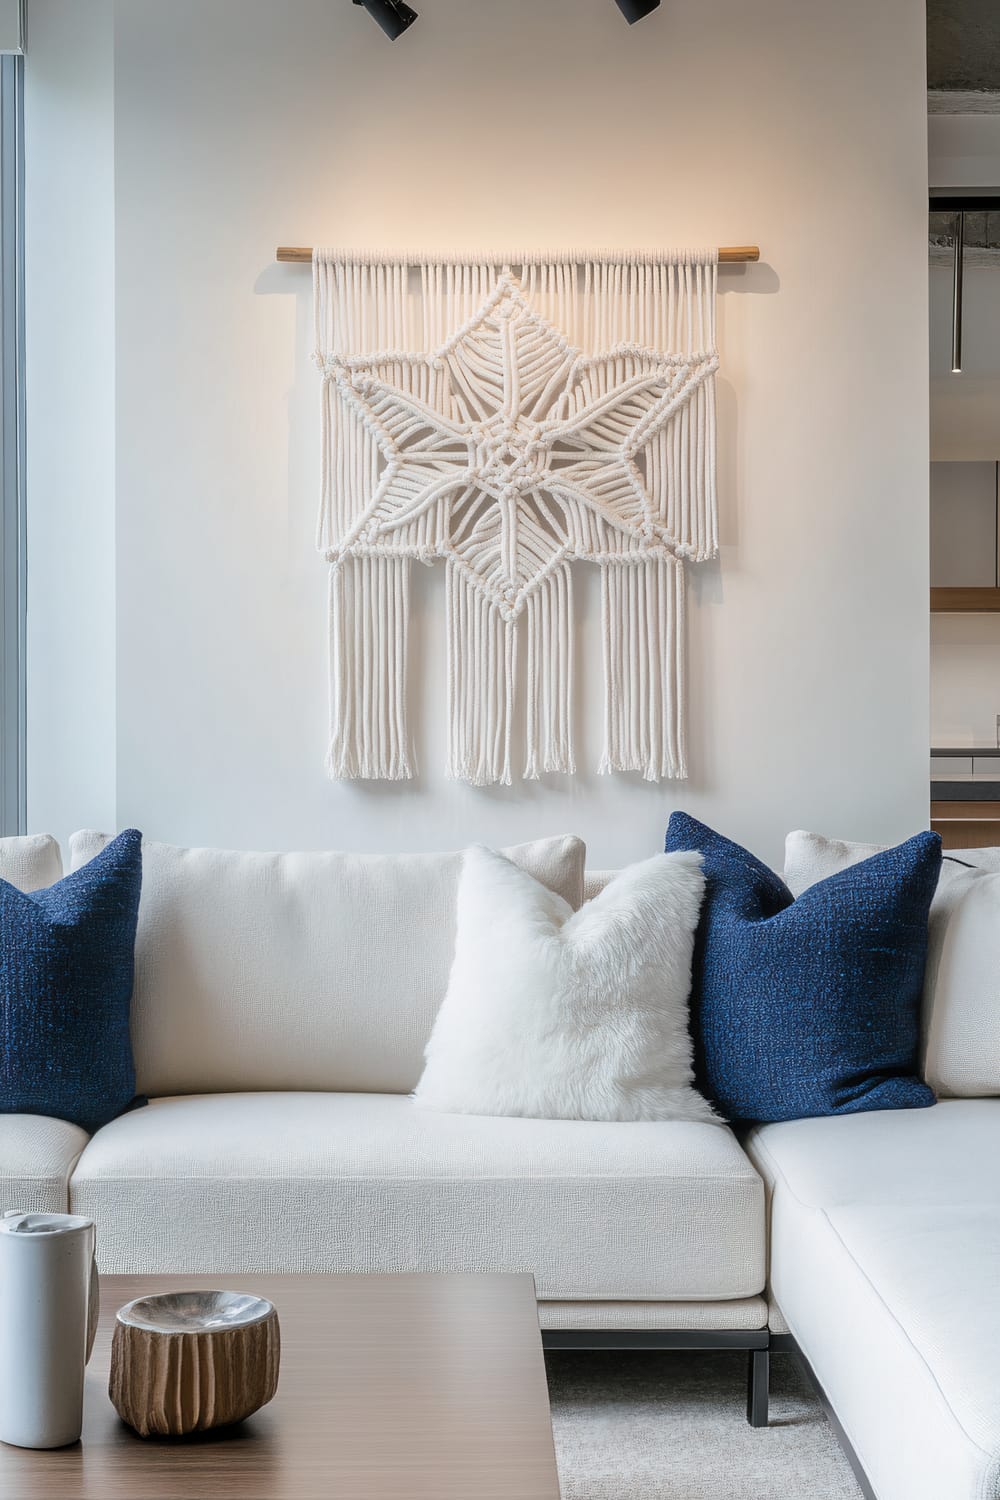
[276,245,761,265]
[951,210,965,374]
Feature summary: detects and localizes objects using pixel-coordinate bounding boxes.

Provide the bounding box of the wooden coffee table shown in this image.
[0,1273,561,1499]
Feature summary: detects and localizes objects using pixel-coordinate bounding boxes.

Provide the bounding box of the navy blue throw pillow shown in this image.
[665,813,940,1123]
[0,829,144,1134]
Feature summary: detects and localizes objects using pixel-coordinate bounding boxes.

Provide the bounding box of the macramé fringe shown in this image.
[327,555,413,781]
[316,256,716,785]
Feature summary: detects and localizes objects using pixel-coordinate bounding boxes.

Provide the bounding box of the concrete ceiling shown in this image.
[929,0,1000,91]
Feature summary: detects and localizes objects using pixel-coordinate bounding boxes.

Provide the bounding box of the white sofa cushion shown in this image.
[0,833,62,892]
[748,1097,999,1210]
[69,833,585,1098]
[583,870,614,901]
[1,1115,89,1216]
[784,831,1000,1096]
[69,1091,765,1300]
[785,832,1000,891]
[414,848,715,1124]
[746,1102,1000,1500]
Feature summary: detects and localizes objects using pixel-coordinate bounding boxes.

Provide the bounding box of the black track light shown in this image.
[615,0,660,21]
[353,0,418,41]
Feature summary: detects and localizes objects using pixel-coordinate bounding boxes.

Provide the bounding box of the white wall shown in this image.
[929,113,1000,191]
[25,0,931,869]
[931,615,1000,748]
[930,266,1000,460]
[24,0,117,843]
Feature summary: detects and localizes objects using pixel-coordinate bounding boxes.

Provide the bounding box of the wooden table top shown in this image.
[0,1273,562,1500]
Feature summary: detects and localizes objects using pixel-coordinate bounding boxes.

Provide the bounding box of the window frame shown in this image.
[0,50,25,836]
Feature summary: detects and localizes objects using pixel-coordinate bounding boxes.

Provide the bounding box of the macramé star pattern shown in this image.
[323,271,718,623]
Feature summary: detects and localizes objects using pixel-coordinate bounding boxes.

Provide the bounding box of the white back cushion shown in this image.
[69,833,585,1098]
[784,831,1000,1098]
[583,870,615,902]
[0,834,62,892]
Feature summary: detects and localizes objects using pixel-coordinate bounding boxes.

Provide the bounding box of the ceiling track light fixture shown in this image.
[615,0,661,22]
[352,0,657,35]
[352,0,418,41]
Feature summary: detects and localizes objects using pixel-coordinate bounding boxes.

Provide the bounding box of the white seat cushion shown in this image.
[746,1102,1000,1500]
[70,1092,765,1299]
[69,833,585,1098]
[1,1115,89,1216]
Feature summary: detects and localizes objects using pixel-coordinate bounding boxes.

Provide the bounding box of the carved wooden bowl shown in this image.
[109,1291,280,1437]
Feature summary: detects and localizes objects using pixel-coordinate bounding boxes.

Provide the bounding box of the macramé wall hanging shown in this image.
[310,247,727,786]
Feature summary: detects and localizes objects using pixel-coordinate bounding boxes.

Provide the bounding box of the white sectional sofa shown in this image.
[2,829,999,1500]
[1,832,771,1421]
[746,1103,1000,1500]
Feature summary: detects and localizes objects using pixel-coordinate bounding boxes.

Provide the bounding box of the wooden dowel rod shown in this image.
[276,245,761,265]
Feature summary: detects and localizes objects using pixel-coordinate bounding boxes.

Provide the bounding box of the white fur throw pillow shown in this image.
[413,846,716,1123]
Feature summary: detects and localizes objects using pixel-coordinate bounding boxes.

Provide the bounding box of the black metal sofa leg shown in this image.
[542,1328,772,1427]
[746,1347,770,1427]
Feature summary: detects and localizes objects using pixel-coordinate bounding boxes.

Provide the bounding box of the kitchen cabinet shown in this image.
[931,802,1000,848]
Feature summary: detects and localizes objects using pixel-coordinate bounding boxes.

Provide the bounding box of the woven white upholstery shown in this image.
[69,833,584,1098]
[538,1299,767,1331]
[1,1115,89,1216]
[747,1102,1000,1500]
[0,833,62,891]
[583,870,615,901]
[70,1092,766,1300]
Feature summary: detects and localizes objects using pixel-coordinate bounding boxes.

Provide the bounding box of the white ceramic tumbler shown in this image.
[0,1211,99,1448]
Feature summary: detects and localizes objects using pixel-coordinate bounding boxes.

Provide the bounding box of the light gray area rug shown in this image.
[547,1351,863,1500]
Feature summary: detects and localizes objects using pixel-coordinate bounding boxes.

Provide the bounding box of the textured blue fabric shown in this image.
[665,813,940,1123]
[0,829,143,1134]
